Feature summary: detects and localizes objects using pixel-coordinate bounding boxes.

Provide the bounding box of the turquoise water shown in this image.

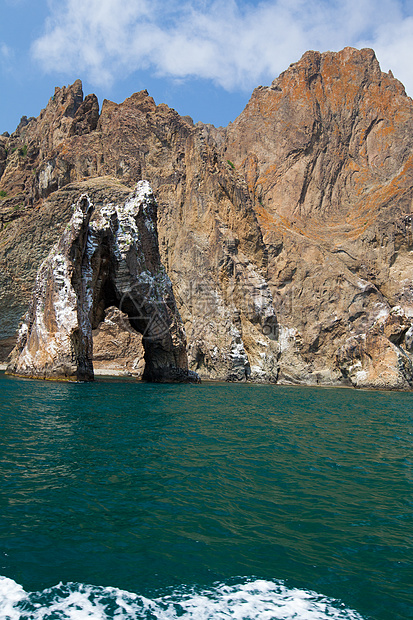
[0,372,412,619]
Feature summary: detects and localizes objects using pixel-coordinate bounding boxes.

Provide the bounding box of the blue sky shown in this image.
[1,0,413,134]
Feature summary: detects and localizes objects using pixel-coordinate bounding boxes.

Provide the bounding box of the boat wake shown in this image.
[0,576,365,619]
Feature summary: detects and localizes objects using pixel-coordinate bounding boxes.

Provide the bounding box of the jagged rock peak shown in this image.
[51,78,84,116]
[2,48,413,389]
[269,47,403,93]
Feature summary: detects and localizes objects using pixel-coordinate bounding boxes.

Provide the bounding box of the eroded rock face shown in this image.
[2,47,413,388]
[335,307,413,389]
[7,194,94,380]
[225,47,413,387]
[7,181,197,382]
[92,306,145,377]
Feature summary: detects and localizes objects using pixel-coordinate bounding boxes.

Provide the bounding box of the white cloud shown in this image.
[31,0,413,95]
[0,42,14,72]
[360,15,413,94]
[1,43,12,59]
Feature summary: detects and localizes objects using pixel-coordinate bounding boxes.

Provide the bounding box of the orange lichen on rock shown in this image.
[2,49,413,388]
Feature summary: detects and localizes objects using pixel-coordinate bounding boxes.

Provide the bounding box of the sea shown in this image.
[0,372,412,620]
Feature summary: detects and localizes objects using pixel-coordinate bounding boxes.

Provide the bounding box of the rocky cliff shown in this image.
[1,47,413,387]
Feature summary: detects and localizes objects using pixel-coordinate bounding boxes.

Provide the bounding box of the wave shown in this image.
[0,576,365,620]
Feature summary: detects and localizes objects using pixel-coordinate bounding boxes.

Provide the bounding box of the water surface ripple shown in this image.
[0,374,412,619]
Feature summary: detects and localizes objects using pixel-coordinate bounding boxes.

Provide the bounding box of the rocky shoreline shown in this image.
[1,47,413,388]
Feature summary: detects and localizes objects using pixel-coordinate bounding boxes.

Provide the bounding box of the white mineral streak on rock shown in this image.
[228,324,250,380]
[250,364,266,376]
[183,235,281,381]
[137,180,156,233]
[91,203,116,234]
[235,256,280,380]
[279,326,298,353]
[7,193,94,380]
[112,183,153,259]
[238,263,279,382]
[354,367,369,384]
[186,269,279,381]
[8,180,196,382]
[38,161,54,193]
[97,183,173,303]
[100,181,175,320]
[51,252,77,331]
[373,305,390,322]
[243,262,275,319]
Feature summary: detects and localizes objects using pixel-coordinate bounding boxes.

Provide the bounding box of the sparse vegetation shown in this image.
[11,145,28,157]
[227,160,235,169]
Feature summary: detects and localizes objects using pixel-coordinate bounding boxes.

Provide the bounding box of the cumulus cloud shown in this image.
[31,0,413,94]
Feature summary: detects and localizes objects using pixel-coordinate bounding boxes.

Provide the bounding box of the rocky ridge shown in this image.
[1,47,413,387]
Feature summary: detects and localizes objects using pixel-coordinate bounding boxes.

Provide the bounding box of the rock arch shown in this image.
[7,181,198,382]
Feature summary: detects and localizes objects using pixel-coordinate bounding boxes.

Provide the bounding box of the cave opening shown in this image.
[89,245,165,379]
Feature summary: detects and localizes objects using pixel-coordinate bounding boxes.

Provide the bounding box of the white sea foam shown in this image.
[0,577,26,619]
[0,576,366,620]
